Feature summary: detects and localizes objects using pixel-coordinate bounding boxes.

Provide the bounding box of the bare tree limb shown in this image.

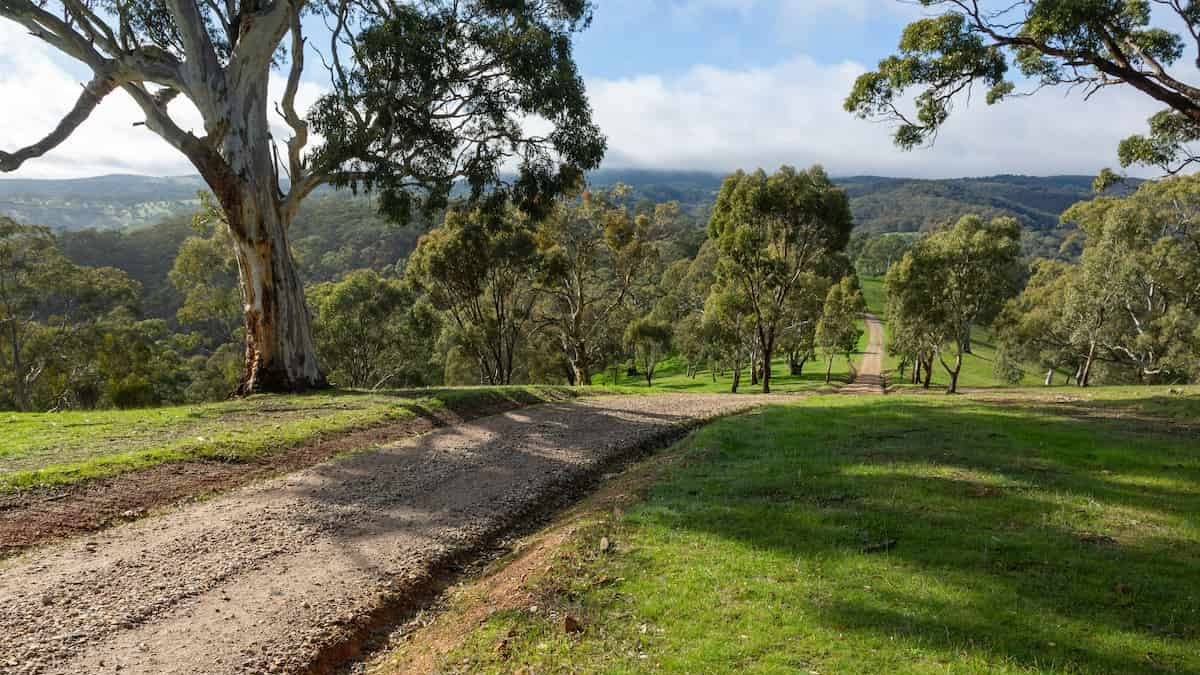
[0,69,126,172]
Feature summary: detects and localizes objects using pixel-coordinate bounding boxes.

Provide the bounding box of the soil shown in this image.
[357,434,690,675]
[0,394,567,556]
[0,393,788,675]
[840,312,886,395]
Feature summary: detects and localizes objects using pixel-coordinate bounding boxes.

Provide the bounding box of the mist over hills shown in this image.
[0,170,1120,236]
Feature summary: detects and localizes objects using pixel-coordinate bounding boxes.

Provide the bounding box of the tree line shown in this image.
[0,165,870,410]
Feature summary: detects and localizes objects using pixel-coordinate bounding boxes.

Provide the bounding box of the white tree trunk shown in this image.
[207,75,326,394]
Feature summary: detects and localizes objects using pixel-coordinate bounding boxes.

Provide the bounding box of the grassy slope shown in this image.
[0,385,630,492]
[596,323,869,394]
[431,387,1200,674]
[860,276,1059,390]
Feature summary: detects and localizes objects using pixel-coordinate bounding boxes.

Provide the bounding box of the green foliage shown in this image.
[310,0,605,223]
[816,277,866,382]
[535,186,660,384]
[623,316,672,386]
[886,214,1023,392]
[0,218,143,410]
[309,270,441,389]
[852,231,917,276]
[409,206,540,385]
[1060,175,1200,381]
[707,165,854,392]
[847,0,1200,175]
[168,196,241,344]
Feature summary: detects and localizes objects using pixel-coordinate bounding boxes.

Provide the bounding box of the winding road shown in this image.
[0,394,789,675]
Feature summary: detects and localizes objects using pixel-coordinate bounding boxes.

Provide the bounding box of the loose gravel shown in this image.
[0,394,789,675]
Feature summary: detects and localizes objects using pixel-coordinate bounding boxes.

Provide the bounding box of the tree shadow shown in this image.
[630,398,1200,672]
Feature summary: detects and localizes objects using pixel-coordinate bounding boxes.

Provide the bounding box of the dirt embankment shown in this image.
[0,391,574,556]
[0,394,789,675]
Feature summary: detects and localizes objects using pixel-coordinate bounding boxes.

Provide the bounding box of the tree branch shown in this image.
[0,69,125,172]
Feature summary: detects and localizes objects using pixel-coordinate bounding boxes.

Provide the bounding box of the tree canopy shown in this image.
[845,0,1200,175]
[0,0,606,394]
[708,165,854,393]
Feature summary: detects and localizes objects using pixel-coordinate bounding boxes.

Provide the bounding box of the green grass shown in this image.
[861,274,887,315]
[441,389,1200,673]
[860,276,1064,390]
[594,350,862,394]
[0,385,624,492]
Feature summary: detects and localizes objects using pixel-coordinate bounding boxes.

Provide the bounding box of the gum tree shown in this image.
[708,166,854,393]
[0,0,605,393]
[887,215,1022,393]
[845,0,1200,176]
[534,186,659,385]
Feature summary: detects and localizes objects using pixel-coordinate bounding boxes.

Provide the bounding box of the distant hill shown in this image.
[0,170,1127,236]
[0,175,206,231]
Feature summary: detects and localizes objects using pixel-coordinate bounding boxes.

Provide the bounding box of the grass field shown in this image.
[419,388,1200,674]
[0,385,616,492]
[595,321,869,394]
[858,276,1061,390]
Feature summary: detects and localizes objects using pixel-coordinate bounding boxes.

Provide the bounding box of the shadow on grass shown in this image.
[630,397,1200,673]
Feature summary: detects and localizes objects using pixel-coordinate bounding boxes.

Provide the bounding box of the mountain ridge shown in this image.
[0,170,1131,236]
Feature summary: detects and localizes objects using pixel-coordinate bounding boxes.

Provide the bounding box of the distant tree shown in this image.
[169,194,240,345]
[887,215,1022,393]
[624,317,672,387]
[672,313,708,379]
[708,166,854,393]
[855,233,917,277]
[309,270,440,390]
[1060,175,1200,382]
[0,0,605,394]
[0,218,140,410]
[535,187,659,385]
[703,282,758,393]
[816,278,866,384]
[409,207,538,386]
[995,260,1087,386]
[779,272,832,377]
[846,1,1200,176]
[651,240,719,324]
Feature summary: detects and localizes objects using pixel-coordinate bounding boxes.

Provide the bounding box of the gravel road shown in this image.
[841,312,886,395]
[0,394,787,675]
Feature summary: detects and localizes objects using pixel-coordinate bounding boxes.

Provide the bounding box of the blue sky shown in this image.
[0,1,1167,179]
[574,1,908,79]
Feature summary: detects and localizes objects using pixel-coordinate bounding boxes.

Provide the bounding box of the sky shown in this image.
[0,0,1169,180]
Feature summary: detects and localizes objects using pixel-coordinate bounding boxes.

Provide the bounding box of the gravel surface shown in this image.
[0,394,788,675]
[840,312,885,395]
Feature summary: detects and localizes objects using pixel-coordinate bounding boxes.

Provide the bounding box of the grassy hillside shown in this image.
[420,388,1200,674]
[595,320,869,393]
[860,276,1058,390]
[0,386,618,492]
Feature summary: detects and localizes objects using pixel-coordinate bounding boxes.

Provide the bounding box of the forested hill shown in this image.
[0,171,1122,234]
[0,175,206,231]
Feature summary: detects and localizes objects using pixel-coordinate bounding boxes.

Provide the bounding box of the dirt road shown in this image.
[842,312,886,395]
[0,394,787,675]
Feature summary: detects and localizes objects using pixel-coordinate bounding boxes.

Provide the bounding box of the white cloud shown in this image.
[0,22,326,180]
[587,56,1163,178]
[0,22,201,178]
[0,18,1166,182]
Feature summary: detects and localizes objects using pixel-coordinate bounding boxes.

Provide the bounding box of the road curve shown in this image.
[0,394,787,675]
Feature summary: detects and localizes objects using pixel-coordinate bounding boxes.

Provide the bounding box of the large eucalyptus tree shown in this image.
[0,0,605,393]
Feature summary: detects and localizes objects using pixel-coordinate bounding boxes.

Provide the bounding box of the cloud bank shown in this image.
[0,20,1162,180]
